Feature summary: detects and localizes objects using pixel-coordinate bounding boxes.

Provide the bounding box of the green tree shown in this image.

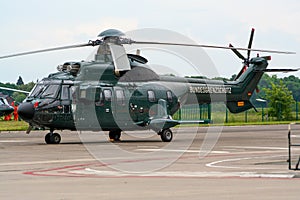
[12,92,26,103]
[14,82,35,103]
[282,75,300,101]
[17,81,35,92]
[16,76,24,85]
[264,81,294,120]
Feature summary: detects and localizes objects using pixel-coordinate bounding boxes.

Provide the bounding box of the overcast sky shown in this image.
[0,0,300,83]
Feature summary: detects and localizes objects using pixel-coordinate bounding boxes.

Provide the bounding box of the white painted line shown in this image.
[0,140,29,143]
[206,155,285,170]
[206,157,249,169]
[240,173,295,178]
[137,146,159,149]
[224,146,287,150]
[0,158,96,166]
[137,149,229,154]
[71,168,295,179]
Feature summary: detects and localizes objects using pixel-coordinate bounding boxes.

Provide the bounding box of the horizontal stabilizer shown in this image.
[149,118,211,131]
[149,118,180,131]
[178,119,211,124]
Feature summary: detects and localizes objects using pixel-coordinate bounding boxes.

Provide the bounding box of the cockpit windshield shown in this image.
[40,85,60,98]
[28,84,60,99]
[29,84,44,98]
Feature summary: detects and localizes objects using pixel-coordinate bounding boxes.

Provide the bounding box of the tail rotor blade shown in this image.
[229,44,246,60]
[247,28,255,60]
[234,65,248,81]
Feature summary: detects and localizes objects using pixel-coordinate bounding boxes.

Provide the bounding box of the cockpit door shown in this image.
[51,84,74,129]
[61,85,72,113]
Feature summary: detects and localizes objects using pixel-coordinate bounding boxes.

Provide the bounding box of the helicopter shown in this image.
[0,87,29,117]
[0,97,13,117]
[0,28,296,144]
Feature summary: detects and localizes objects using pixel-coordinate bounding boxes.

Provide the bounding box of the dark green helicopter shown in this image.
[0,28,296,144]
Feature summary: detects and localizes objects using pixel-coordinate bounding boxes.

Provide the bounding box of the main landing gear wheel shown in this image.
[159,128,173,142]
[45,132,61,144]
[109,130,121,142]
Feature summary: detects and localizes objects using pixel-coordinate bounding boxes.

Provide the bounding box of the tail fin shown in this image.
[226,57,268,113]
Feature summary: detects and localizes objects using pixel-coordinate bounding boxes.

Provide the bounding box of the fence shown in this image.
[173,102,300,123]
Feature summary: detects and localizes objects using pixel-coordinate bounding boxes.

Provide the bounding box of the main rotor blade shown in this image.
[130,41,295,54]
[247,28,255,59]
[109,44,131,73]
[0,43,92,59]
[0,86,30,94]
[263,68,299,72]
[229,44,246,60]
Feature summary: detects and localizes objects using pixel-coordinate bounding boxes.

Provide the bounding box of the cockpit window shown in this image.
[29,84,45,97]
[40,85,60,98]
[61,85,70,100]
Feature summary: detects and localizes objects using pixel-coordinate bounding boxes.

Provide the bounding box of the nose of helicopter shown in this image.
[18,102,35,120]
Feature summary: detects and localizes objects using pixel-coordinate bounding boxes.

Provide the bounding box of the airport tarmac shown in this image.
[1,125,300,199]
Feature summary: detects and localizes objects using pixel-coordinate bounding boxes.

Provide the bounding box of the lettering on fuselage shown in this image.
[53,114,73,122]
[189,86,232,94]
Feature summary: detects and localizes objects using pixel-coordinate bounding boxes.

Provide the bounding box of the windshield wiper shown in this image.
[41,93,55,98]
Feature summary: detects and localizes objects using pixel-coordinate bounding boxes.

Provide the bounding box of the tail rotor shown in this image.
[230,28,256,81]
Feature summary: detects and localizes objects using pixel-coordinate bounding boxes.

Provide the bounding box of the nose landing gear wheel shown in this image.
[159,128,173,142]
[45,132,61,144]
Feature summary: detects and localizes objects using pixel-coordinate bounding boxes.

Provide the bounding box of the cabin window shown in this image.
[166,91,173,102]
[104,89,112,101]
[61,85,70,100]
[94,89,104,106]
[80,89,86,98]
[147,90,156,102]
[116,90,125,105]
[99,90,104,102]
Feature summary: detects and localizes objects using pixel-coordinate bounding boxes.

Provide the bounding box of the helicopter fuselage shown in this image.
[18,56,267,135]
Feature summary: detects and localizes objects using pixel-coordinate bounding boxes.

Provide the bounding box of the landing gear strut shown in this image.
[109,130,121,142]
[158,128,173,142]
[45,129,61,144]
